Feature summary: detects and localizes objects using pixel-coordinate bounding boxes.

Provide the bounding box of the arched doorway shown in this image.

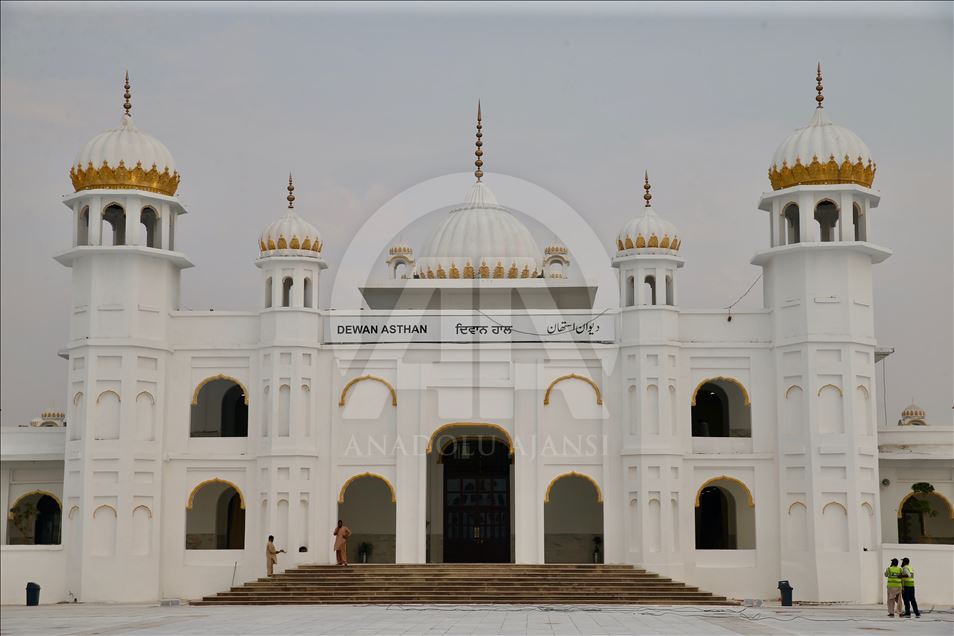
[337,474,396,563]
[898,492,954,544]
[426,424,514,563]
[694,477,755,550]
[544,473,604,563]
[191,377,248,437]
[691,378,751,438]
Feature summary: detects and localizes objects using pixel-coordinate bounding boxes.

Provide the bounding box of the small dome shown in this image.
[415,181,542,279]
[768,68,875,190]
[901,404,926,419]
[259,210,323,256]
[389,243,413,256]
[616,174,680,254]
[70,76,179,196]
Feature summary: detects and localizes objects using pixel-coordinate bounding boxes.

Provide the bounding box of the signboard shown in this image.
[324,312,616,344]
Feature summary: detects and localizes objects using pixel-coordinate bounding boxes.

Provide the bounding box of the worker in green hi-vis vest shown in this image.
[884,558,903,617]
[900,557,921,618]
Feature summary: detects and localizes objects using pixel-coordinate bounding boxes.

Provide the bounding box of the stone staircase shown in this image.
[194,563,734,605]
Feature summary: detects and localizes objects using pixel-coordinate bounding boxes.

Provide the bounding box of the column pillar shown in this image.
[126,195,142,246]
[798,191,813,242]
[160,203,171,250]
[89,196,103,245]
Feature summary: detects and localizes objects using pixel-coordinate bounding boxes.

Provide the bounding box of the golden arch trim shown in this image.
[186,478,246,510]
[339,375,397,407]
[787,501,807,514]
[856,385,870,399]
[543,374,603,406]
[817,383,844,397]
[784,385,803,399]
[132,504,153,518]
[897,490,954,520]
[544,471,604,504]
[425,422,515,456]
[822,501,847,514]
[96,390,121,404]
[690,377,751,406]
[694,475,755,508]
[337,472,396,504]
[8,490,62,519]
[192,374,249,406]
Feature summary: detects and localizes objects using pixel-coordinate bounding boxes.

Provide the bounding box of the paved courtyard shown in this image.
[0,603,952,635]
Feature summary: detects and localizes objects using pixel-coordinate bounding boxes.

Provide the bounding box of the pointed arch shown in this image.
[897,490,954,519]
[132,504,153,518]
[425,422,514,455]
[856,384,870,399]
[186,478,246,510]
[694,475,754,507]
[192,374,249,405]
[93,504,117,515]
[788,501,807,514]
[544,471,603,503]
[337,472,396,504]
[784,384,803,399]
[9,490,62,510]
[817,383,843,397]
[96,389,121,404]
[338,375,397,407]
[543,373,603,406]
[73,391,84,405]
[822,501,847,514]
[68,505,79,520]
[691,377,750,406]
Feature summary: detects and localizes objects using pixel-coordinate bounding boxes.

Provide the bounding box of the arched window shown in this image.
[644,275,656,306]
[898,491,954,544]
[265,277,273,309]
[852,203,867,241]
[544,473,604,563]
[303,277,313,309]
[625,275,635,307]
[140,207,159,248]
[6,492,61,545]
[282,277,293,307]
[665,274,674,306]
[186,480,245,549]
[77,207,90,246]
[783,204,799,245]
[102,204,126,246]
[695,478,755,549]
[691,379,751,438]
[191,378,248,437]
[814,200,838,242]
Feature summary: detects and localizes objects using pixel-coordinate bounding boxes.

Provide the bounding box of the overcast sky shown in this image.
[1,2,951,427]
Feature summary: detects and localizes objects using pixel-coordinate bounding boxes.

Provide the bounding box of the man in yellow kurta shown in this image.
[266,535,284,576]
[333,520,352,566]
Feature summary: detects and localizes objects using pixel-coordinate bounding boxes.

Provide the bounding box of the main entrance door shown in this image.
[441,438,510,562]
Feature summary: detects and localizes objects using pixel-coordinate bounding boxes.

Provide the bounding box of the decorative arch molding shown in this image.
[822,501,847,514]
[544,471,604,504]
[68,505,80,520]
[817,384,844,397]
[93,504,117,516]
[425,422,515,456]
[132,504,153,518]
[861,501,875,514]
[787,501,807,514]
[897,490,954,519]
[856,385,870,398]
[186,478,246,510]
[337,472,396,504]
[543,373,603,406]
[8,490,62,514]
[814,197,841,212]
[72,391,84,406]
[784,385,803,399]
[191,374,249,406]
[338,375,397,407]
[96,390,121,404]
[694,475,755,508]
[136,390,156,403]
[690,377,750,406]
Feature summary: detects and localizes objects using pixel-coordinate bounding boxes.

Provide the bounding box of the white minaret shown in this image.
[754,66,890,602]
[56,73,191,601]
[611,174,686,578]
[255,176,327,567]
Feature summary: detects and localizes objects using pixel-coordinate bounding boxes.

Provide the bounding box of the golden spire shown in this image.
[286,173,295,209]
[123,71,132,117]
[643,171,652,207]
[815,63,824,108]
[474,101,484,182]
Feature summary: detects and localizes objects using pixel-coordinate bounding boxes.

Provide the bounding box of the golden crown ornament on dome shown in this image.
[69,73,181,196]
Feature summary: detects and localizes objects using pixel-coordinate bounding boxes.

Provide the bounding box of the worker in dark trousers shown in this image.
[900,557,920,618]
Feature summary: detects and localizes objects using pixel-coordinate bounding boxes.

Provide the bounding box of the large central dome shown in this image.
[415,181,542,279]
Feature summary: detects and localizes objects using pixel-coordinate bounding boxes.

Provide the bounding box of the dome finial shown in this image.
[286,173,295,209]
[474,100,484,182]
[123,71,132,117]
[643,171,652,207]
[815,63,824,109]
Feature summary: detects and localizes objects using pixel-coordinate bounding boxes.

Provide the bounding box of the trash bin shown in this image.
[777,580,793,607]
[25,582,40,606]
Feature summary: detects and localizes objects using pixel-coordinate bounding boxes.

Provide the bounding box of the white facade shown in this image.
[2,73,953,607]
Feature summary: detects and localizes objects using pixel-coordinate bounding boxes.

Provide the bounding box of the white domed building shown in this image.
[2,70,952,609]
